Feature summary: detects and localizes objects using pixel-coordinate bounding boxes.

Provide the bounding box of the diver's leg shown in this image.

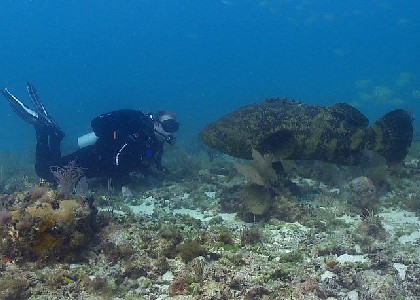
[34,127,62,183]
[2,85,65,183]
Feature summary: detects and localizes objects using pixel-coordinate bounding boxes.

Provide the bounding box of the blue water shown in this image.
[0,0,419,152]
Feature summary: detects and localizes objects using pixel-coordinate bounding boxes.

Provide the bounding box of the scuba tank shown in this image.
[77,132,98,148]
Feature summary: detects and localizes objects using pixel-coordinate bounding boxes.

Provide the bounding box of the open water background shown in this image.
[0,0,419,153]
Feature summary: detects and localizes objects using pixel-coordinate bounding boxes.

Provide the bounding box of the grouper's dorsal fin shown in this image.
[328,103,369,128]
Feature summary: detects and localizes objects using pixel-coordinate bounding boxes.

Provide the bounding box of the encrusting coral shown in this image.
[0,185,98,261]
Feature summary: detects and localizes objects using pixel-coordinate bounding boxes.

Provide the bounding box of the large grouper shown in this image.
[200,99,413,166]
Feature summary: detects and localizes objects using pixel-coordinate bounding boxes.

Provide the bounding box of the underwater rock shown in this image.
[200,99,413,165]
[0,187,98,261]
[348,176,378,210]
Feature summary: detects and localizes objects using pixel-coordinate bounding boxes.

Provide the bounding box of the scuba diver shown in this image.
[1,82,179,186]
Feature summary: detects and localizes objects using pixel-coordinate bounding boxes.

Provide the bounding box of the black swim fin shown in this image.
[1,84,65,140]
[1,88,39,124]
[26,82,64,137]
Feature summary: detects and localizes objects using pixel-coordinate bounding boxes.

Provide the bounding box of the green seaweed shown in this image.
[177,239,206,262]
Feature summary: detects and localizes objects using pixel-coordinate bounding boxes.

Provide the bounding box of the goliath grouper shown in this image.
[200,99,413,165]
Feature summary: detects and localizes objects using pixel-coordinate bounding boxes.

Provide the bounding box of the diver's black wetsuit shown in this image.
[36,109,164,185]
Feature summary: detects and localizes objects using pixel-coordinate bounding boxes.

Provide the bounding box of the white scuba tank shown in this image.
[77,132,98,148]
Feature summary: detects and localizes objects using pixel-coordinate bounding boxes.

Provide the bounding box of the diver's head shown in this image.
[153,111,179,144]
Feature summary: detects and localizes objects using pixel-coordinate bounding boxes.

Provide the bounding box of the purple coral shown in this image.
[50,160,85,195]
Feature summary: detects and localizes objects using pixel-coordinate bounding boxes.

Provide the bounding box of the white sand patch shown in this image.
[393,263,408,280]
[320,270,335,281]
[337,214,359,224]
[173,208,212,221]
[130,202,155,216]
[379,209,420,228]
[171,209,245,227]
[218,213,239,222]
[218,213,247,227]
[204,191,216,198]
[179,193,190,200]
[161,271,174,282]
[379,209,420,243]
[346,290,359,300]
[336,254,367,264]
[398,231,420,244]
[270,222,310,246]
[126,194,244,226]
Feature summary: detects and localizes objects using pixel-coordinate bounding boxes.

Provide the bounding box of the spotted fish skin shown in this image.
[200,99,413,165]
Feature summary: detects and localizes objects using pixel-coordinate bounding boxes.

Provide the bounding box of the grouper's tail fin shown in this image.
[368,109,413,163]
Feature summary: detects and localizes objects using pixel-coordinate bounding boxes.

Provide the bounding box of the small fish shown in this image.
[63,275,76,283]
[360,208,371,220]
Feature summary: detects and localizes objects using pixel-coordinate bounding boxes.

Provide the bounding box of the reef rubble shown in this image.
[1,144,420,299]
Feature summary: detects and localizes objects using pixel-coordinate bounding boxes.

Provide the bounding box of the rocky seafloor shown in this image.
[1,144,420,300]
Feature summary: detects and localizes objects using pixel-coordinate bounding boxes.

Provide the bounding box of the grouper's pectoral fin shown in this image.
[257,129,297,160]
